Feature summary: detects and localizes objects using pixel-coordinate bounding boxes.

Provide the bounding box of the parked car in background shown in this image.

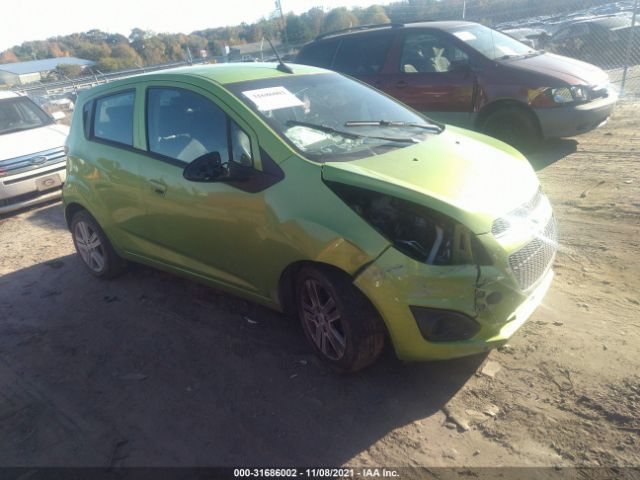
[296,21,618,149]
[0,92,68,215]
[501,27,551,50]
[64,63,556,372]
[548,15,640,66]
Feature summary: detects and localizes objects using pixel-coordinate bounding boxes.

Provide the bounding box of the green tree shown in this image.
[54,63,84,79]
[357,5,391,25]
[111,43,143,68]
[301,8,325,37]
[285,14,313,45]
[75,41,111,62]
[321,8,358,34]
[136,37,166,65]
[95,57,120,72]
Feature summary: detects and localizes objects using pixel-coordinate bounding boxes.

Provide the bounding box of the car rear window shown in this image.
[296,39,339,68]
[92,91,135,146]
[333,34,394,75]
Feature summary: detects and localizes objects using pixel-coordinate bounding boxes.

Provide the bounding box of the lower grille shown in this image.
[508,216,558,290]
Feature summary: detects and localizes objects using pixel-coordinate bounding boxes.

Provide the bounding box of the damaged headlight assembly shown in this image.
[325,182,491,266]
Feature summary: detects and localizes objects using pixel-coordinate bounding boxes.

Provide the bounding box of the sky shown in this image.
[1,0,393,51]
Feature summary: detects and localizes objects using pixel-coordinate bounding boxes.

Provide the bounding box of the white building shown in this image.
[0,57,94,86]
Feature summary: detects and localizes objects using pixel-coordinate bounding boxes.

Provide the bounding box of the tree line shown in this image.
[0,0,613,77]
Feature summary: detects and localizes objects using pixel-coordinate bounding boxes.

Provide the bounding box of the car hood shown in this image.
[0,124,69,161]
[506,52,609,85]
[321,128,539,234]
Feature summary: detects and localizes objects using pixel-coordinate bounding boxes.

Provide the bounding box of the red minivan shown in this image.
[296,21,618,149]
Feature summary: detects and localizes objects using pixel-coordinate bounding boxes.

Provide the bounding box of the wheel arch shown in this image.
[277,260,381,322]
[64,202,89,230]
[475,98,542,136]
[279,261,346,318]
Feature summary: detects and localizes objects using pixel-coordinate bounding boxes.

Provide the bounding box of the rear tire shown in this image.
[295,266,385,373]
[70,210,127,279]
[480,106,541,153]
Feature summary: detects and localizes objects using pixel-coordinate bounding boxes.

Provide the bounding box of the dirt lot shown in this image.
[0,101,638,470]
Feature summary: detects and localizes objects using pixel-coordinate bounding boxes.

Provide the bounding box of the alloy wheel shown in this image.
[300,278,347,360]
[74,221,105,273]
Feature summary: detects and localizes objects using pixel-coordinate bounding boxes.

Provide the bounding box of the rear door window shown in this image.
[296,40,339,68]
[333,34,394,75]
[92,91,135,146]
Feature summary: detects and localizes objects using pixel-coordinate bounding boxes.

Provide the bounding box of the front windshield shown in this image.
[0,97,53,135]
[226,73,441,162]
[450,24,537,60]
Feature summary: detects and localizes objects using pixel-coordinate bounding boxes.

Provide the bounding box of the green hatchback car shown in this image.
[63,63,557,372]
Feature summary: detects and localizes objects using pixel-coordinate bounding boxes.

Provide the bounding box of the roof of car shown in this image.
[167,62,329,84]
[567,14,634,30]
[81,63,329,97]
[314,20,479,40]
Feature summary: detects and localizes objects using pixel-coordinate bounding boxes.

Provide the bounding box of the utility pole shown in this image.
[275,0,288,45]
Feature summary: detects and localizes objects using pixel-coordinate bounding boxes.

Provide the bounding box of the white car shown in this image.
[0,91,69,215]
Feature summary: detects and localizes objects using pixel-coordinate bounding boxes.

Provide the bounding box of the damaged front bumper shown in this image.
[354,246,554,361]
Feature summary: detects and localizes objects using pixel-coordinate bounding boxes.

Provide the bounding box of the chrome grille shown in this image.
[0,147,66,179]
[492,188,544,237]
[508,216,558,290]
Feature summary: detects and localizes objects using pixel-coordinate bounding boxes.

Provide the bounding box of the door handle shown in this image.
[149,179,167,196]
[396,81,408,89]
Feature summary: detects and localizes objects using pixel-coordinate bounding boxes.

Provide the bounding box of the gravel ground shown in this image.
[0,101,638,469]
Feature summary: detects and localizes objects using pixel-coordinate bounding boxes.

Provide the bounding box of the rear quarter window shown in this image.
[296,40,339,68]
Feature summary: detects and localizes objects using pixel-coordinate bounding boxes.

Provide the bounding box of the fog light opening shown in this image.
[486,292,503,305]
[410,307,481,342]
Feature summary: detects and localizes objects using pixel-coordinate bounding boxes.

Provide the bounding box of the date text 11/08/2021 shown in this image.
[233,468,400,478]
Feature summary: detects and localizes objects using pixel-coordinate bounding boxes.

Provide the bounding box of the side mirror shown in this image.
[227,159,252,182]
[183,152,225,182]
[51,111,66,121]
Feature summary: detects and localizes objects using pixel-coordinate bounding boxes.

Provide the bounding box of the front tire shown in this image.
[481,106,541,152]
[70,210,126,279]
[295,266,385,373]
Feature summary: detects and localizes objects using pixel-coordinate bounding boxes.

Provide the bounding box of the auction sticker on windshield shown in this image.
[242,86,304,111]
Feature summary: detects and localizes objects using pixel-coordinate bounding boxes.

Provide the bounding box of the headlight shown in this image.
[492,189,553,239]
[326,182,491,266]
[551,86,589,104]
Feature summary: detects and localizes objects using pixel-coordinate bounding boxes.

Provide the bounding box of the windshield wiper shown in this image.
[344,120,443,133]
[496,50,542,61]
[524,50,545,57]
[495,54,523,60]
[286,120,418,144]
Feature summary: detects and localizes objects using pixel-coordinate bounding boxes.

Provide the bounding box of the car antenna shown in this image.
[265,37,293,74]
